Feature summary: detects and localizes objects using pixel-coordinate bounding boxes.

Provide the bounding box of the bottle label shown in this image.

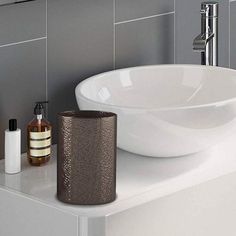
[30,139,51,148]
[29,130,51,158]
[30,130,51,140]
[30,147,51,157]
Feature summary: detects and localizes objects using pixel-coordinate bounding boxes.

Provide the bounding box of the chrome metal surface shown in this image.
[193,2,218,66]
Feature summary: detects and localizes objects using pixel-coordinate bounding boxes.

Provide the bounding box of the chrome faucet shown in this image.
[193,2,218,66]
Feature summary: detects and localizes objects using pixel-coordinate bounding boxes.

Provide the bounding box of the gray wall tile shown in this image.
[115,0,174,22]
[0,39,46,158]
[47,0,113,141]
[230,1,236,69]
[175,0,229,67]
[0,0,46,46]
[115,14,174,69]
[0,0,233,160]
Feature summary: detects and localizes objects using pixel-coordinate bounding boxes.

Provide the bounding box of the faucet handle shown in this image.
[193,32,214,51]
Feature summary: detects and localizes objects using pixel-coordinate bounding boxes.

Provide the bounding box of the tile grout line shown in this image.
[229,1,231,68]
[46,0,48,103]
[115,11,175,25]
[174,0,176,64]
[0,37,47,49]
[113,0,116,69]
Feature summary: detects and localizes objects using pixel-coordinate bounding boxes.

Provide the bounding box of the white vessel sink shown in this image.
[75,65,236,157]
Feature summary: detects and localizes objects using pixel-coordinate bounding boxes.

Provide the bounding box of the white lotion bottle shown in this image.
[5,119,21,174]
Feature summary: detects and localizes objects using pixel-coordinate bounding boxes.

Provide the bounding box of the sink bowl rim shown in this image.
[75,64,236,112]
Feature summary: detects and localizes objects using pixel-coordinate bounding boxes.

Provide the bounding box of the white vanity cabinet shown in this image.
[1,135,236,236]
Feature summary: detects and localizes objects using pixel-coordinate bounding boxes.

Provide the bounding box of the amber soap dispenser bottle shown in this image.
[27,101,52,166]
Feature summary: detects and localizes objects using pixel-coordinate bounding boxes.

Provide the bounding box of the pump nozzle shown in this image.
[34,101,49,115]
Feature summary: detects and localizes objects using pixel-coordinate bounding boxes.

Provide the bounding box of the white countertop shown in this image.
[1,134,236,217]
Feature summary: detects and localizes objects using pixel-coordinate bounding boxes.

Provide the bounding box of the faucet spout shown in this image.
[193,32,214,51]
[193,2,218,66]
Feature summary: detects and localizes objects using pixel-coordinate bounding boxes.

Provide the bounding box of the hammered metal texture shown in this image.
[57,111,117,205]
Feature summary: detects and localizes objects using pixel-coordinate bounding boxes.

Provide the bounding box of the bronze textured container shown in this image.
[57,111,117,205]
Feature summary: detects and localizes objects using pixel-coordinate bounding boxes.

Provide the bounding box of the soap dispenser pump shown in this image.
[27,101,52,166]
